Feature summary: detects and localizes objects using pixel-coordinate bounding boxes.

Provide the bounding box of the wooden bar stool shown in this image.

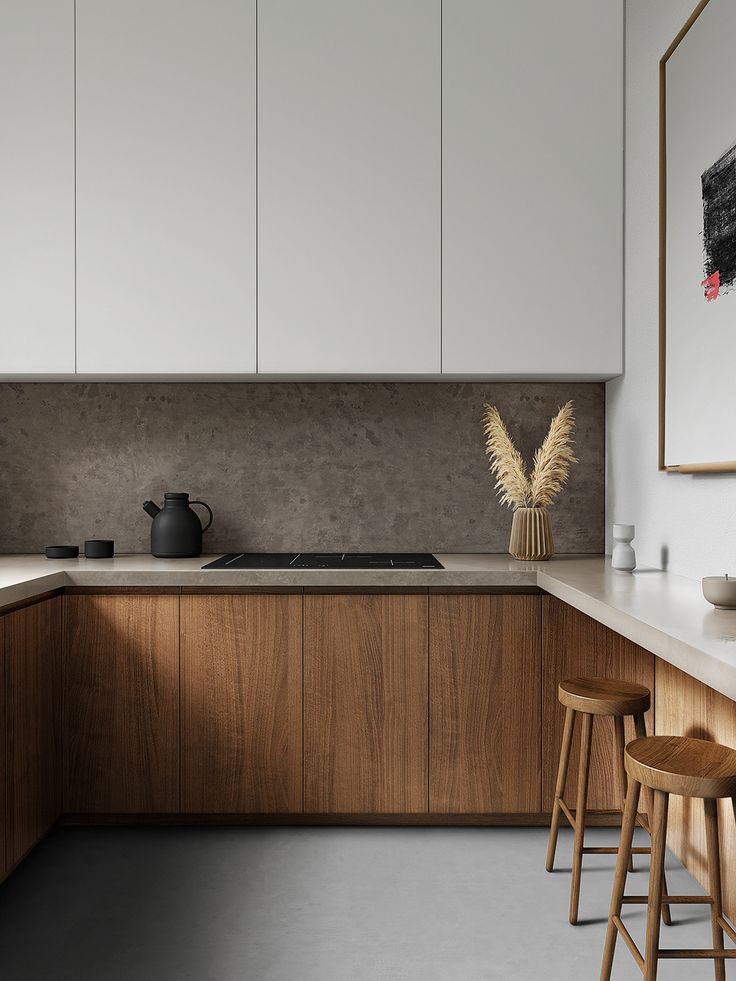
[546,676,671,926]
[601,735,736,981]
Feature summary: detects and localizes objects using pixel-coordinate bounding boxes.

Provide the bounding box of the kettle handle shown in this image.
[190,500,213,533]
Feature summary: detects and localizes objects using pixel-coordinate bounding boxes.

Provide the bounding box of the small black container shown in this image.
[45,545,79,559]
[84,539,115,559]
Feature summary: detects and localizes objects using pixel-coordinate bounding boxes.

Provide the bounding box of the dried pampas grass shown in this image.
[529,401,577,508]
[483,406,531,508]
[483,401,577,509]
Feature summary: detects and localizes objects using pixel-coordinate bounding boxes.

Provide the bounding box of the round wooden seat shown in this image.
[557,676,651,717]
[625,735,736,799]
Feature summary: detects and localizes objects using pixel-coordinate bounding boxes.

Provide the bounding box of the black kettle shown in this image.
[143,493,213,558]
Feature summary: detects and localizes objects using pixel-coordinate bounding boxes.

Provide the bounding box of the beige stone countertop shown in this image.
[1,553,735,702]
[0,552,546,599]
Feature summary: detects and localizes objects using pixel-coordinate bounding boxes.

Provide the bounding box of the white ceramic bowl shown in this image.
[702,576,736,610]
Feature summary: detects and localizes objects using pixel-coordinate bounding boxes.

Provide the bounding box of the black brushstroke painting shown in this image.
[701,140,736,300]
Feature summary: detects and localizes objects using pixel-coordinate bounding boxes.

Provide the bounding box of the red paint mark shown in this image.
[702,270,720,301]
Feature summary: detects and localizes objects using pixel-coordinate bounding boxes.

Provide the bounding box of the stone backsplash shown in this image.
[0,382,604,555]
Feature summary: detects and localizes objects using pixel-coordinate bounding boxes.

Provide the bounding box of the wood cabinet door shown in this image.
[5,597,62,870]
[304,593,428,813]
[181,594,302,813]
[542,596,655,812]
[0,617,5,881]
[75,0,256,373]
[656,659,736,922]
[258,0,440,373]
[430,594,541,813]
[64,594,179,813]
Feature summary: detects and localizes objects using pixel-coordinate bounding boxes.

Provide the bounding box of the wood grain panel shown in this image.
[0,617,5,881]
[181,594,302,813]
[5,597,62,869]
[304,594,428,814]
[655,658,736,920]
[542,596,654,811]
[64,595,179,813]
[430,594,541,813]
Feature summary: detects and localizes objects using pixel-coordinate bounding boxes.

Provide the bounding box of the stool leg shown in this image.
[704,797,726,981]
[613,716,635,873]
[600,778,641,981]
[634,713,672,926]
[643,790,669,981]
[570,711,593,925]
[546,706,576,872]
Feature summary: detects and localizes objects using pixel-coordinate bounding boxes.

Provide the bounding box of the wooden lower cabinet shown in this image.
[181,594,302,813]
[304,593,428,813]
[430,594,541,813]
[655,659,736,921]
[64,594,179,813]
[0,617,5,880]
[542,596,655,812]
[5,597,62,871]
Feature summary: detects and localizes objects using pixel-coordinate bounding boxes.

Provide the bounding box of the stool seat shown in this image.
[625,735,736,799]
[558,676,651,716]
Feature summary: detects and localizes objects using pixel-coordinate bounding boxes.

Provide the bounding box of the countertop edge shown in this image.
[2,555,735,704]
[0,571,68,610]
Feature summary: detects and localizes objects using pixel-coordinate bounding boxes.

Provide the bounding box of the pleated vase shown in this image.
[509,507,554,561]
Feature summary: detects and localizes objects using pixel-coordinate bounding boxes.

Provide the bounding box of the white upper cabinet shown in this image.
[0,1,75,374]
[3,0,622,379]
[442,0,623,377]
[258,0,441,374]
[76,0,256,374]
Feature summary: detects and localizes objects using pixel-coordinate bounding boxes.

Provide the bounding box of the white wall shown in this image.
[607,0,736,579]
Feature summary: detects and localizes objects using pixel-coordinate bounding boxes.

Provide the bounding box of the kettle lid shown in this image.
[164,492,190,500]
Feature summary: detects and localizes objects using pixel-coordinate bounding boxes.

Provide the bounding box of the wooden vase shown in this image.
[509,507,554,561]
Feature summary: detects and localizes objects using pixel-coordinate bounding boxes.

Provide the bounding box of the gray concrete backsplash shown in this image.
[0,383,604,555]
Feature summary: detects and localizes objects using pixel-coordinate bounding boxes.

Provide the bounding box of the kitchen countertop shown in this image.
[1,553,735,703]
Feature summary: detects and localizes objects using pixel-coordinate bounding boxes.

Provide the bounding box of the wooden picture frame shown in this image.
[659,0,736,473]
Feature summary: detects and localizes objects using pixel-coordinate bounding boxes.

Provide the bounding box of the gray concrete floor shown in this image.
[0,825,728,980]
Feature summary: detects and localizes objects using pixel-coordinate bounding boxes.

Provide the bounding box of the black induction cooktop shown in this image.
[202,552,444,570]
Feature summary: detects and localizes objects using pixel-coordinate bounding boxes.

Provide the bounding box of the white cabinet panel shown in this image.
[442,0,623,377]
[76,0,256,374]
[0,1,74,374]
[258,0,441,374]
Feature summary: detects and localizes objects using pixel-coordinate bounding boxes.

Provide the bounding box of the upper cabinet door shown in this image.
[76,0,256,374]
[0,1,74,374]
[258,0,441,374]
[442,0,623,377]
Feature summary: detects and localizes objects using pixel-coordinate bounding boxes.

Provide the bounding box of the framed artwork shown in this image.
[659,0,736,472]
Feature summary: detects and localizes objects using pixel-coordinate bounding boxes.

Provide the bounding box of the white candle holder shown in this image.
[612,523,636,571]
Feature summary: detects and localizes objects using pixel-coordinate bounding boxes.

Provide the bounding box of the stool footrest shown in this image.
[612,916,644,971]
[622,895,713,905]
[719,915,736,945]
[556,797,648,832]
[582,846,650,855]
[612,911,736,966]
[659,950,736,959]
[558,799,576,828]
